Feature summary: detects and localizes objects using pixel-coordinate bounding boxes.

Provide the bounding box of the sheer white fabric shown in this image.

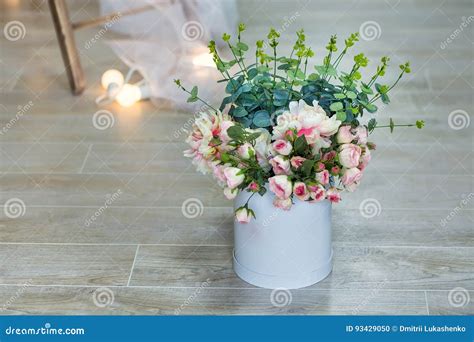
[99,0,238,109]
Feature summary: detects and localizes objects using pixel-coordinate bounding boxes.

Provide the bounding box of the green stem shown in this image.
[327,49,346,82]
[285,48,295,83]
[374,124,415,128]
[273,46,277,84]
[178,85,218,112]
[244,192,256,207]
[323,51,332,81]
[369,70,405,103]
[227,43,246,77]
[237,35,249,76]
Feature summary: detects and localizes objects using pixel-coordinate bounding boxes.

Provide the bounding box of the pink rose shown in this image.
[219,121,234,143]
[315,162,325,171]
[272,139,292,155]
[212,164,227,183]
[316,170,330,185]
[269,175,292,199]
[223,187,238,200]
[270,155,291,175]
[330,166,341,175]
[309,184,326,202]
[326,188,341,203]
[248,182,260,192]
[336,125,355,144]
[338,144,362,168]
[273,197,292,210]
[290,156,306,169]
[235,207,254,223]
[237,143,255,159]
[293,182,310,201]
[223,167,245,189]
[322,150,336,162]
[341,167,363,187]
[358,147,371,171]
[354,126,368,144]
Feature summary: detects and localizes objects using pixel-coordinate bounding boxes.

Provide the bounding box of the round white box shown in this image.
[233,190,333,289]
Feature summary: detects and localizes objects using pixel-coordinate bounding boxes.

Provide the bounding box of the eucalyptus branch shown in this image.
[367,57,389,88]
[174,80,218,112]
[369,63,410,104]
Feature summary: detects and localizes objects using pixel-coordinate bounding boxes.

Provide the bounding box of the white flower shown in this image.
[272,100,341,144]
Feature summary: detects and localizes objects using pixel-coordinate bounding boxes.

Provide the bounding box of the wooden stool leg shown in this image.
[49,0,85,95]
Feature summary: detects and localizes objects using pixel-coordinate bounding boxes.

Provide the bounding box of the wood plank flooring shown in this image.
[0,0,472,315]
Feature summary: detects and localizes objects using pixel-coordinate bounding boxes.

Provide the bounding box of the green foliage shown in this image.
[176,23,419,131]
[416,120,425,129]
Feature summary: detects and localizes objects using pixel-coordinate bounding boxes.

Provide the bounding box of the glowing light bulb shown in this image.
[192,53,215,68]
[115,84,142,107]
[101,69,124,89]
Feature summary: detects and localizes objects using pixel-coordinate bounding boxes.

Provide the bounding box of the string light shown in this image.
[115,84,142,107]
[101,69,124,89]
[97,68,149,107]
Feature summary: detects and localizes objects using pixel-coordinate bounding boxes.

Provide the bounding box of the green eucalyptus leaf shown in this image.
[253,110,271,127]
[365,103,378,113]
[336,111,347,121]
[247,68,258,79]
[237,42,249,51]
[346,91,357,99]
[225,79,240,94]
[381,93,390,104]
[368,118,377,133]
[186,96,198,103]
[334,93,346,99]
[277,64,291,70]
[329,102,344,112]
[233,106,248,118]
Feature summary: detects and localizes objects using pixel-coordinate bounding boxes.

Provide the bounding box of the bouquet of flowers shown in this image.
[177,24,424,223]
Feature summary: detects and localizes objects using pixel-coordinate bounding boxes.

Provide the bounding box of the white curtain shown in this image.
[99,0,238,109]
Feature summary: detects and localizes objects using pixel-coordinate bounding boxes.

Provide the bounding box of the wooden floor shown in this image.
[0,0,472,315]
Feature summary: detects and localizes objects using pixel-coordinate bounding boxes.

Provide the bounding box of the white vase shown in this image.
[233,189,333,289]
